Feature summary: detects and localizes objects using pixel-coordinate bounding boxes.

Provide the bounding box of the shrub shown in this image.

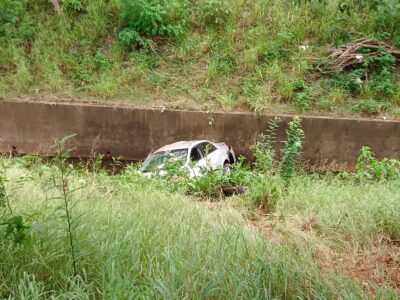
[252,117,281,173]
[206,53,236,81]
[292,89,314,112]
[327,47,397,100]
[252,116,304,183]
[262,32,295,62]
[200,0,232,27]
[119,0,186,48]
[61,0,86,12]
[355,146,400,181]
[328,69,364,95]
[0,0,26,37]
[280,116,304,183]
[0,161,29,246]
[351,99,379,115]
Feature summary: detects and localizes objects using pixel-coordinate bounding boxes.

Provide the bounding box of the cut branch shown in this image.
[324,38,400,73]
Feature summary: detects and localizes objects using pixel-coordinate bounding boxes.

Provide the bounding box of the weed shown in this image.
[252,116,305,188]
[206,53,236,82]
[186,157,253,198]
[200,0,232,27]
[252,116,281,173]
[51,135,80,275]
[351,98,379,115]
[355,146,400,181]
[0,154,399,297]
[292,89,314,112]
[92,73,118,99]
[1,0,400,116]
[61,0,87,12]
[119,0,185,49]
[280,116,304,183]
[0,161,29,246]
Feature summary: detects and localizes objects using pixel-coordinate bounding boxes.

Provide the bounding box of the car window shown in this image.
[199,142,216,156]
[141,149,188,172]
[190,147,203,162]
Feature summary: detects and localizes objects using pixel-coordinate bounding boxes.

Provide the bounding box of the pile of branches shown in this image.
[327,38,400,72]
[312,38,400,74]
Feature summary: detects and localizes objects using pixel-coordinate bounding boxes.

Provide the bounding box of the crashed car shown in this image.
[139,140,236,177]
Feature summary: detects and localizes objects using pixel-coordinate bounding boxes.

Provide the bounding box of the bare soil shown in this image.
[320,237,400,291]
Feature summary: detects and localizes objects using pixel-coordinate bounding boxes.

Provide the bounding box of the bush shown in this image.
[280,116,304,182]
[0,0,27,38]
[61,0,86,12]
[351,99,379,115]
[200,0,232,27]
[119,0,186,48]
[355,146,400,181]
[252,117,281,173]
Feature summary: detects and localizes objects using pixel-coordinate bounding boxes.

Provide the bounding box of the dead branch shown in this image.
[325,38,400,72]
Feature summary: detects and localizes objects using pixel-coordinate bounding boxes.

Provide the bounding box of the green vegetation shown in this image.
[1,0,400,116]
[1,152,400,298]
[1,127,400,297]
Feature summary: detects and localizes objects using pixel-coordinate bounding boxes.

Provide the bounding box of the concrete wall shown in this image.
[1,100,400,168]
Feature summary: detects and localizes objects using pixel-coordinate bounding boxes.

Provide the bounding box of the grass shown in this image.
[0,157,399,298]
[1,0,400,117]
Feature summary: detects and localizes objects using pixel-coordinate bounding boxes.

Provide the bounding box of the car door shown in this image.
[189,145,205,176]
[198,142,224,169]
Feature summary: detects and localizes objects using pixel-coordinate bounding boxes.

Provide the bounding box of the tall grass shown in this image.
[273,174,400,247]
[0,158,399,298]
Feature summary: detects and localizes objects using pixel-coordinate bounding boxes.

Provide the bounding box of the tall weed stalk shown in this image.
[280,116,304,183]
[51,134,79,275]
[253,116,281,172]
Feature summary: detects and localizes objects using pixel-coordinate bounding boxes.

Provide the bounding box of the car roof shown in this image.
[154,140,208,153]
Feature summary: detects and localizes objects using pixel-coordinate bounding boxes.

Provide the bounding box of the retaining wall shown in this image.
[1,100,400,169]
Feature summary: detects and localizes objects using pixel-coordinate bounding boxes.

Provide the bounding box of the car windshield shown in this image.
[140,149,188,173]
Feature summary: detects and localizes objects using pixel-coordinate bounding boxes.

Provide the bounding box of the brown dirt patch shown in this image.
[250,212,400,292]
[320,237,400,291]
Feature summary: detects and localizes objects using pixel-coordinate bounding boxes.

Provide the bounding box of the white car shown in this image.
[139,140,236,177]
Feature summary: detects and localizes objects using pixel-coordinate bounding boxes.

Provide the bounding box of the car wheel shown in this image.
[223,162,231,173]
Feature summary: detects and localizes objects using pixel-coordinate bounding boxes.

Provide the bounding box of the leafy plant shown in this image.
[206,53,236,81]
[280,116,304,183]
[0,161,29,246]
[251,116,304,187]
[252,117,281,172]
[187,157,252,198]
[292,89,314,112]
[355,146,400,181]
[61,0,86,12]
[351,99,378,115]
[200,0,232,27]
[328,69,364,95]
[119,0,185,49]
[0,0,26,37]
[118,28,148,49]
[262,32,295,62]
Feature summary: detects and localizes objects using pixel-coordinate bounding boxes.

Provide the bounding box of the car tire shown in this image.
[223,162,231,173]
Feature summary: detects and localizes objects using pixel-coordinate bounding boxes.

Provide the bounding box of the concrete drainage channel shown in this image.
[1,100,400,170]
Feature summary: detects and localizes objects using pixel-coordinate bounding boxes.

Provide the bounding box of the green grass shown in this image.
[0,157,399,298]
[1,0,400,117]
